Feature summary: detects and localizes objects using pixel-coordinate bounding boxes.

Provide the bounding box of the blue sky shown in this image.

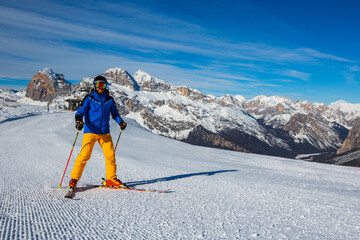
[0,0,359,104]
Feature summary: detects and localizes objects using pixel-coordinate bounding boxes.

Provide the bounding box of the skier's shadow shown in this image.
[126,169,239,188]
[74,169,238,192]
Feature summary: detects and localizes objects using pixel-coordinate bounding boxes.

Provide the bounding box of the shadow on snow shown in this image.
[126,169,239,187]
[75,169,238,192]
[0,113,42,124]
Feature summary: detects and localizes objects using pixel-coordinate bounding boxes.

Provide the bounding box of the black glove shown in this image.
[75,114,84,131]
[120,122,127,130]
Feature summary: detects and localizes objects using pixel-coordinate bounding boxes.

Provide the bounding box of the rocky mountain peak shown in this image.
[328,100,351,111]
[133,70,172,92]
[103,68,139,90]
[248,95,293,106]
[233,95,246,104]
[41,68,55,77]
[243,95,304,126]
[322,100,360,129]
[176,86,205,100]
[133,70,164,83]
[25,68,72,102]
[337,117,360,154]
[218,94,243,107]
[297,100,328,115]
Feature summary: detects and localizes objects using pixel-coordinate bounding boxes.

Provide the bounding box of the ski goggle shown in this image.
[94,81,107,89]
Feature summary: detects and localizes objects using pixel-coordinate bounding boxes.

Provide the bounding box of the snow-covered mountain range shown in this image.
[4,67,360,160]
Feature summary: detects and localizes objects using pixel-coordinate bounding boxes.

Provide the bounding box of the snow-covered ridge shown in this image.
[39,67,56,78]
[133,69,166,84]
[36,68,73,91]
[39,68,62,84]
[104,67,127,75]
[247,95,294,108]
[328,100,360,113]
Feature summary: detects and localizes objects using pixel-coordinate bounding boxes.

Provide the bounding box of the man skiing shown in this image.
[68,75,127,190]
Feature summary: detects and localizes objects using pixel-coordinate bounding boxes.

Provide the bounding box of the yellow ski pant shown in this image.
[70,133,117,180]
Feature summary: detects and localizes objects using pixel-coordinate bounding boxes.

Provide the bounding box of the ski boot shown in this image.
[68,179,78,189]
[65,179,78,199]
[102,178,129,188]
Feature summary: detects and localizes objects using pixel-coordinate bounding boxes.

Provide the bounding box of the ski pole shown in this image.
[114,129,123,152]
[58,130,80,188]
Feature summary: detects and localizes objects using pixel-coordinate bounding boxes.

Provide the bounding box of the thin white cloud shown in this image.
[298,48,352,62]
[343,65,359,85]
[344,73,357,85]
[277,69,311,81]
[348,65,360,72]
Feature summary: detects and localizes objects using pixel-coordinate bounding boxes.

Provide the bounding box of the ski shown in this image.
[98,185,170,193]
[64,188,75,199]
[100,178,170,193]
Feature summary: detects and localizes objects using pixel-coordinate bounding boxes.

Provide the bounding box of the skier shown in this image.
[68,75,127,190]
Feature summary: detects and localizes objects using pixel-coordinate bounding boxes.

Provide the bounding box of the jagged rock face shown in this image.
[186,125,250,153]
[25,69,72,102]
[185,125,298,158]
[243,95,305,128]
[26,72,56,101]
[176,87,205,100]
[139,79,171,92]
[297,101,328,115]
[243,96,352,152]
[337,118,360,154]
[283,113,346,151]
[103,68,139,90]
[126,98,146,113]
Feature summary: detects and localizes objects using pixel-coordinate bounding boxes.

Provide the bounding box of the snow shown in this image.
[134,69,166,84]
[233,95,246,104]
[248,95,294,108]
[104,67,126,75]
[17,97,49,107]
[0,102,49,123]
[329,100,360,114]
[39,68,58,84]
[295,153,323,160]
[0,89,23,102]
[1,104,360,239]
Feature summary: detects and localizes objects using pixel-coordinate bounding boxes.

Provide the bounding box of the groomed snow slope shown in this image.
[0,111,359,239]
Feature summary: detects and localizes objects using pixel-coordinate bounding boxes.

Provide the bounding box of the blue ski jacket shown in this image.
[76,90,123,134]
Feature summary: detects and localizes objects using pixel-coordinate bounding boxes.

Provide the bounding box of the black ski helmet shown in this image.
[93,75,108,85]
